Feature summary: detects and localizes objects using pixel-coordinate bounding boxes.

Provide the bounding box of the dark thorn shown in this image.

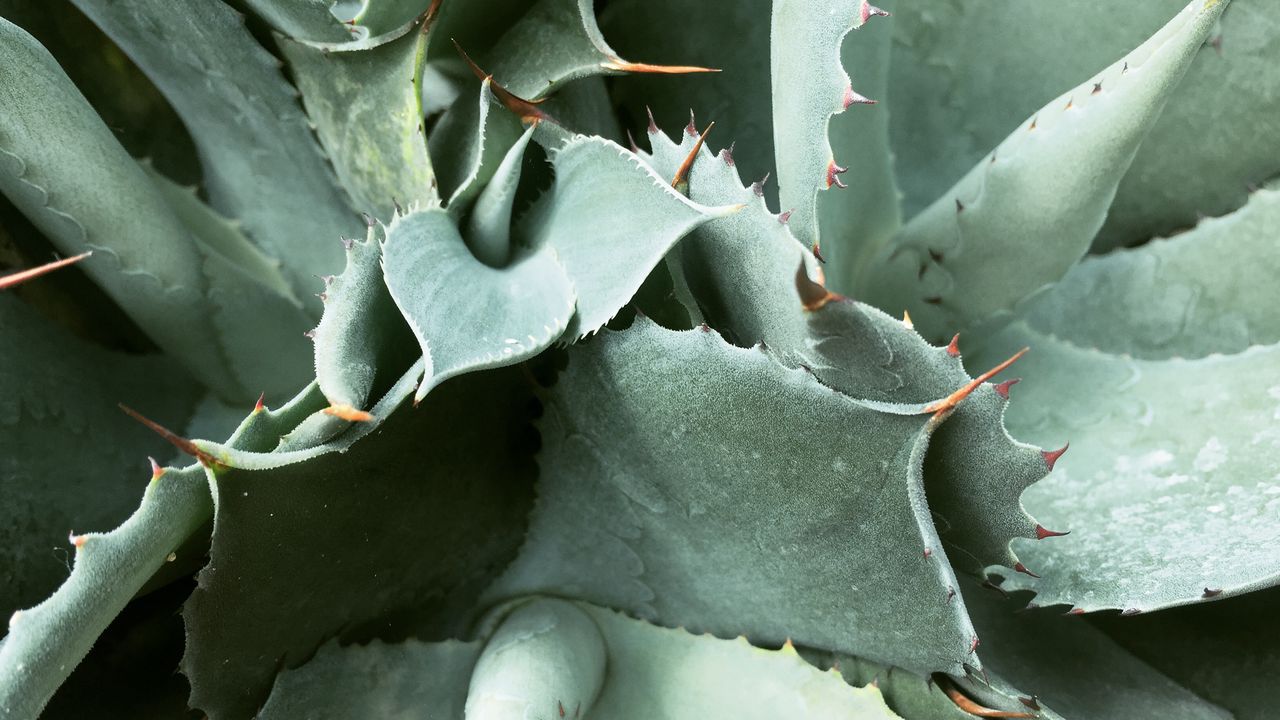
[778,210,792,224]
[1034,524,1069,540]
[361,212,375,227]
[626,129,639,153]
[253,392,266,413]
[645,105,658,134]
[1014,562,1041,579]
[946,586,956,604]
[994,377,1020,399]
[1122,61,1130,73]
[721,142,736,166]
[1019,696,1041,711]
[1203,587,1222,598]
[698,322,711,333]
[923,548,933,558]
[1092,81,1103,94]
[391,197,404,214]
[119,404,219,468]
[955,197,965,212]
[969,636,979,653]
[671,121,715,188]
[811,242,826,263]
[1029,116,1039,130]
[796,260,841,312]
[686,109,697,136]
[1042,442,1070,471]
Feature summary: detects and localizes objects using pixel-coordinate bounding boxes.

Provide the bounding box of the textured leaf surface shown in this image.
[0,17,240,396]
[863,0,1227,342]
[0,461,211,719]
[971,211,1280,610]
[487,319,979,677]
[311,225,417,413]
[519,135,723,339]
[282,28,436,220]
[771,0,888,251]
[239,0,350,42]
[888,0,1277,251]
[465,124,535,267]
[382,208,573,403]
[1096,584,1280,720]
[182,370,537,718]
[641,128,1051,576]
[1019,183,1280,358]
[71,0,360,301]
[436,78,523,216]
[262,598,903,719]
[0,296,200,617]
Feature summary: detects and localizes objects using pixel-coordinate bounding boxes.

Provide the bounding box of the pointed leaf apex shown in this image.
[148,456,165,481]
[0,251,92,291]
[924,347,1029,416]
[901,310,914,329]
[1042,442,1070,471]
[253,392,266,413]
[601,58,720,75]
[645,105,658,134]
[119,404,219,468]
[322,404,376,423]
[454,40,553,123]
[811,242,826,263]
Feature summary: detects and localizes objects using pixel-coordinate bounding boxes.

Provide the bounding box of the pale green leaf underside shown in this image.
[863,0,1228,343]
[382,208,574,403]
[487,318,979,677]
[71,0,360,303]
[281,27,437,220]
[263,598,903,719]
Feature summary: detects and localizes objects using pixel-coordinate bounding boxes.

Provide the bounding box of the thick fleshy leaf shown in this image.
[0,295,200,617]
[887,0,1277,252]
[1096,584,1280,720]
[144,167,316,403]
[382,208,574,403]
[640,128,1052,576]
[436,78,524,215]
[0,461,211,719]
[181,369,538,718]
[0,17,238,396]
[486,318,980,677]
[518,135,725,339]
[1020,182,1280,358]
[971,216,1280,610]
[263,598,904,719]
[281,27,437,220]
[486,0,714,99]
[863,0,1228,343]
[770,0,889,251]
[311,224,417,412]
[465,124,536,266]
[71,0,361,302]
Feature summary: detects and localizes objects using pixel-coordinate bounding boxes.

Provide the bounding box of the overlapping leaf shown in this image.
[971,190,1280,611]
[863,0,1228,343]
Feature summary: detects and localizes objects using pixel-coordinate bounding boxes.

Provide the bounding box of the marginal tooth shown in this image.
[1042,442,1070,471]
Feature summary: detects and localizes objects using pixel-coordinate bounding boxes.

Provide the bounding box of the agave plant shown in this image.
[1,0,1277,717]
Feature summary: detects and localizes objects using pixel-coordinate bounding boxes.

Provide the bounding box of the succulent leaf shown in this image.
[969,201,1280,610]
[70,0,361,302]
[863,0,1229,343]
[263,599,903,719]
[486,318,979,677]
[238,0,352,43]
[181,369,537,718]
[438,78,525,216]
[281,27,437,220]
[382,207,573,403]
[465,124,536,266]
[770,0,889,252]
